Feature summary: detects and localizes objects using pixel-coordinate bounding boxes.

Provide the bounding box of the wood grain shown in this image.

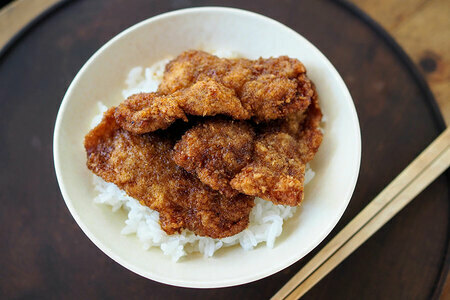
[0,0,60,50]
[352,0,450,124]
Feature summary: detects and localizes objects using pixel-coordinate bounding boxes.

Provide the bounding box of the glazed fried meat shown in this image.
[173,88,323,206]
[296,87,323,163]
[230,132,307,206]
[115,80,249,134]
[160,51,313,121]
[85,50,324,239]
[85,108,254,238]
[115,50,314,134]
[231,88,323,205]
[114,92,187,134]
[173,120,255,197]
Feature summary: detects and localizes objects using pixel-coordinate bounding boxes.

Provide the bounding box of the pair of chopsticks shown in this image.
[272,127,450,300]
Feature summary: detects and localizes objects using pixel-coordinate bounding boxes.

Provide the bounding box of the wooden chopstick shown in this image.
[285,146,450,299]
[272,127,450,300]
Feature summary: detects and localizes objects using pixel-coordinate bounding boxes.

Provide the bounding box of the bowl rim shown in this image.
[53,6,361,288]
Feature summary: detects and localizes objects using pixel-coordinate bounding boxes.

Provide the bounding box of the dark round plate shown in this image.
[0,0,447,299]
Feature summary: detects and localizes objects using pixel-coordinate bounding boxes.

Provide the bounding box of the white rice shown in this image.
[92,52,315,262]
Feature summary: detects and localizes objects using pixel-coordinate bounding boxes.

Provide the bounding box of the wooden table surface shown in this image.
[353,0,450,125]
[0,0,448,299]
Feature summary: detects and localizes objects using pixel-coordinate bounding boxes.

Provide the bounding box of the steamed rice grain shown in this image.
[91,52,315,261]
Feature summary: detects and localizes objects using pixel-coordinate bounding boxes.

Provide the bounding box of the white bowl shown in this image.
[54,7,361,288]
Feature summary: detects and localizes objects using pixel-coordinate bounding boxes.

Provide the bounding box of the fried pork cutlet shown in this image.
[172,88,323,206]
[159,51,314,122]
[230,132,306,206]
[85,108,254,238]
[231,89,323,205]
[115,50,314,134]
[173,120,255,197]
[115,80,249,134]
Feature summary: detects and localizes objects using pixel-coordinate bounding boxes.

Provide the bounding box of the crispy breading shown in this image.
[159,51,313,122]
[296,86,323,162]
[230,132,307,206]
[115,80,249,134]
[230,88,323,205]
[173,119,255,197]
[115,50,314,134]
[85,51,324,239]
[114,92,188,134]
[172,88,323,206]
[85,108,254,238]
